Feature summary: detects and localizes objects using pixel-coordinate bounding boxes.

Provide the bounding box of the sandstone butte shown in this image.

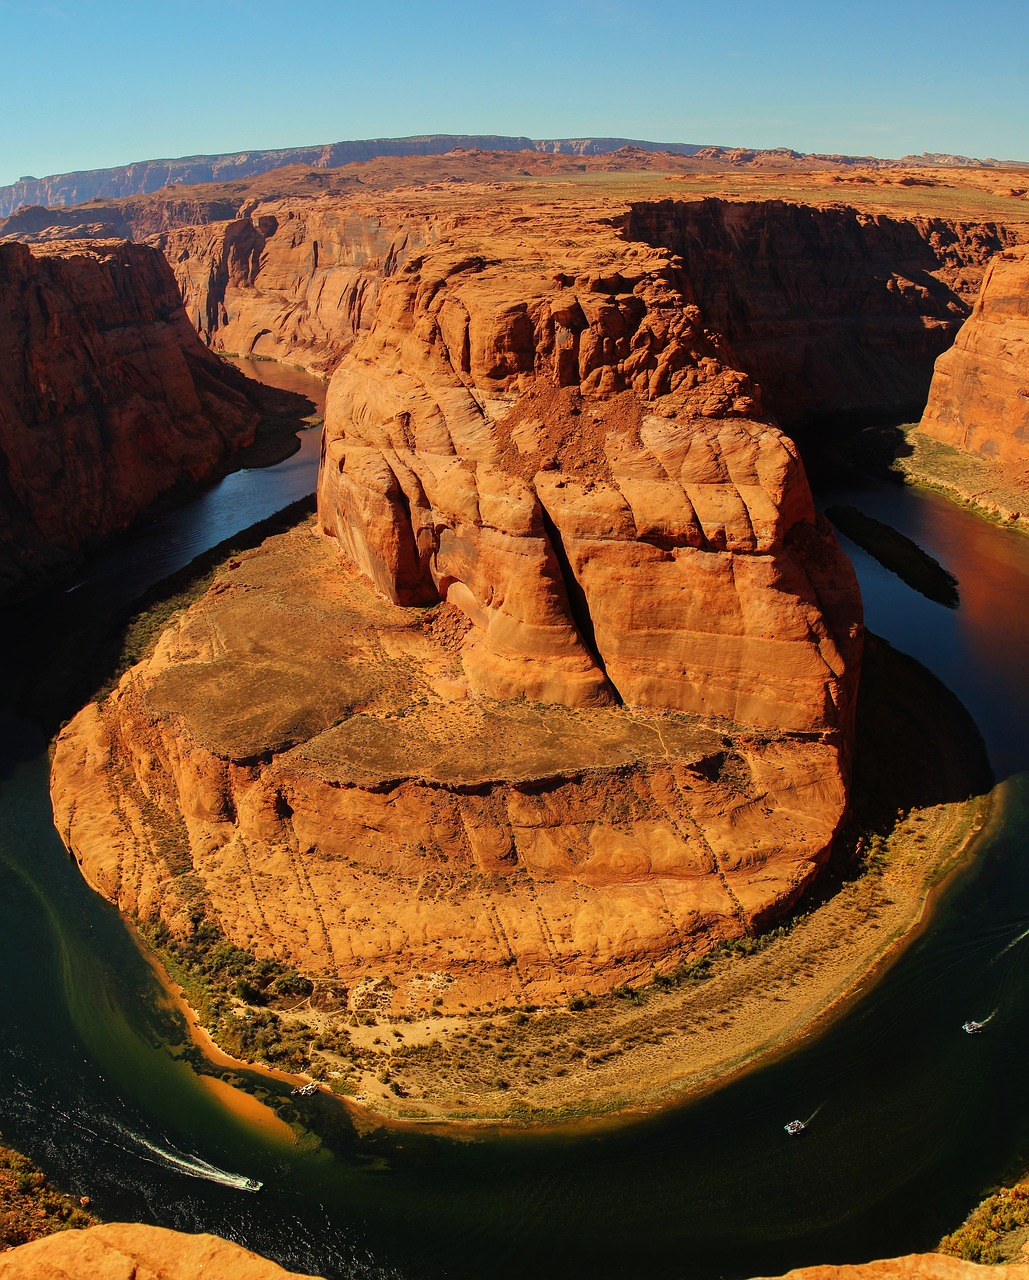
[920,243,1029,476]
[40,159,1029,1015]
[54,188,865,1015]
[0,238,262,600]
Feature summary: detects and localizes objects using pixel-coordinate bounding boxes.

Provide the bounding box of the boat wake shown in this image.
[130,1135,262,1191]
[995,923,1029,960]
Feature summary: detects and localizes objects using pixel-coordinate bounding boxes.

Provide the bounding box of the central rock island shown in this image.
[51,202,863,1021]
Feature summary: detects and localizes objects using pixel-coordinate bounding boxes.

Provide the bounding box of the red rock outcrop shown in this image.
[0,1223,321,1279]
[318,215,861,736]
[0,239,260,598]
[919,244,1029,470]
[49,202,862,1014]
[51,523,856,1010]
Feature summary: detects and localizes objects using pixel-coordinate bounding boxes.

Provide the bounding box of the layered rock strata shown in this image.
[919,244,1029,471]
[52,210,862,1012]
[51,525,856,1008]
[0,239,260,598]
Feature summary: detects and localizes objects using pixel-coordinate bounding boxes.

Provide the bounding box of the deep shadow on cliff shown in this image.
[624,198,1017,437]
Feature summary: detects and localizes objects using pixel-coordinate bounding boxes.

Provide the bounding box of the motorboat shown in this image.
[243,1178,263,1192]
[962,1020,985,1034]
[784,1119,806,1135]
[291,1081,320,1097]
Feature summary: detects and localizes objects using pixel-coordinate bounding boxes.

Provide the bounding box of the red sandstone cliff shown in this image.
[919,244,1029,471]
[0,239,261,598]
[153,206,428,374]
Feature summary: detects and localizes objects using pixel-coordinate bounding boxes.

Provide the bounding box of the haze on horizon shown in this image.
[1,0,1027,187]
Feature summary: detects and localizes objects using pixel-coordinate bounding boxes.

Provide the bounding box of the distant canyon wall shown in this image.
[0,136,710,216]
[153,207,433,375]
[626,198,1019,430]
[45,191,1015,423]
[0,239,260,598]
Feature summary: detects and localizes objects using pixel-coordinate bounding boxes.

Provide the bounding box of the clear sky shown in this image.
[2,0,1027,185]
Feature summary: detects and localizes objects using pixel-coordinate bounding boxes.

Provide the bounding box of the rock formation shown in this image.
[0,1223,321,1279]
[51,204,862,1013]
[0,239,262,599]
[751,1258,1029,1280]
[7,133,982,218]
[919,244,1029,470]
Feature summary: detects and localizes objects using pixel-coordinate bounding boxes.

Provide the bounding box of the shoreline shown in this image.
[131,772,994,1135]
[893,428,1029,536]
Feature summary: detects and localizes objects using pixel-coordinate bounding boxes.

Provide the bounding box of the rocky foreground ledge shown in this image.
[1,1227,1025,1280]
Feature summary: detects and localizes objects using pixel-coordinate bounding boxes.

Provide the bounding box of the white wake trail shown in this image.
[132,1136,260,1191]
[995,924,1029,960]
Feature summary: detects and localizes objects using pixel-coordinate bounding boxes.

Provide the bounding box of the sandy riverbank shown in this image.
[895,428,1029,535]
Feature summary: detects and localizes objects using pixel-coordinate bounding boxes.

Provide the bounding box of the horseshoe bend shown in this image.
[38,166,1011,1119]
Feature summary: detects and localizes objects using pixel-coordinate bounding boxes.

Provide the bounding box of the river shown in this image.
[3,375,1029,1279]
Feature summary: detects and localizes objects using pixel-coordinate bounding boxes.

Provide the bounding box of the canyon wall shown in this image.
[0,136,706,216]
[0,239,260,598]
[919,244,1029,469]
[627,199,1019,429]
[152,206,431,374]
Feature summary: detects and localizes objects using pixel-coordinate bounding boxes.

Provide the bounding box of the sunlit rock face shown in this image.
[50,196,864,1014]
[919,244,1029,472]
[0,238,258,598]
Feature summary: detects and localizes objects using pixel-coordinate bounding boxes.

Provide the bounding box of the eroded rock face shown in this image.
[318,217,861,734]
[51,526,854,1009]
[0,1223,322,1279]
[153,206,429,374]
[919,244,1029,470]
[0,239,259,598]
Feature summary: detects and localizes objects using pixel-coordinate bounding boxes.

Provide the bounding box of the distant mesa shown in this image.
[3,131,1026,217]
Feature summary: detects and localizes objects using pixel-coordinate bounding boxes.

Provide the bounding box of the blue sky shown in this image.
[1,0,1026,185]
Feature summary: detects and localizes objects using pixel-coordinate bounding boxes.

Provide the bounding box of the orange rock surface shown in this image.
[920,244,1029,472]
[317,210,861,733]
[0,239,259,598]
[0,1222,321,1279]
[51,525,854,1009]
[751,1257,1029,1280]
